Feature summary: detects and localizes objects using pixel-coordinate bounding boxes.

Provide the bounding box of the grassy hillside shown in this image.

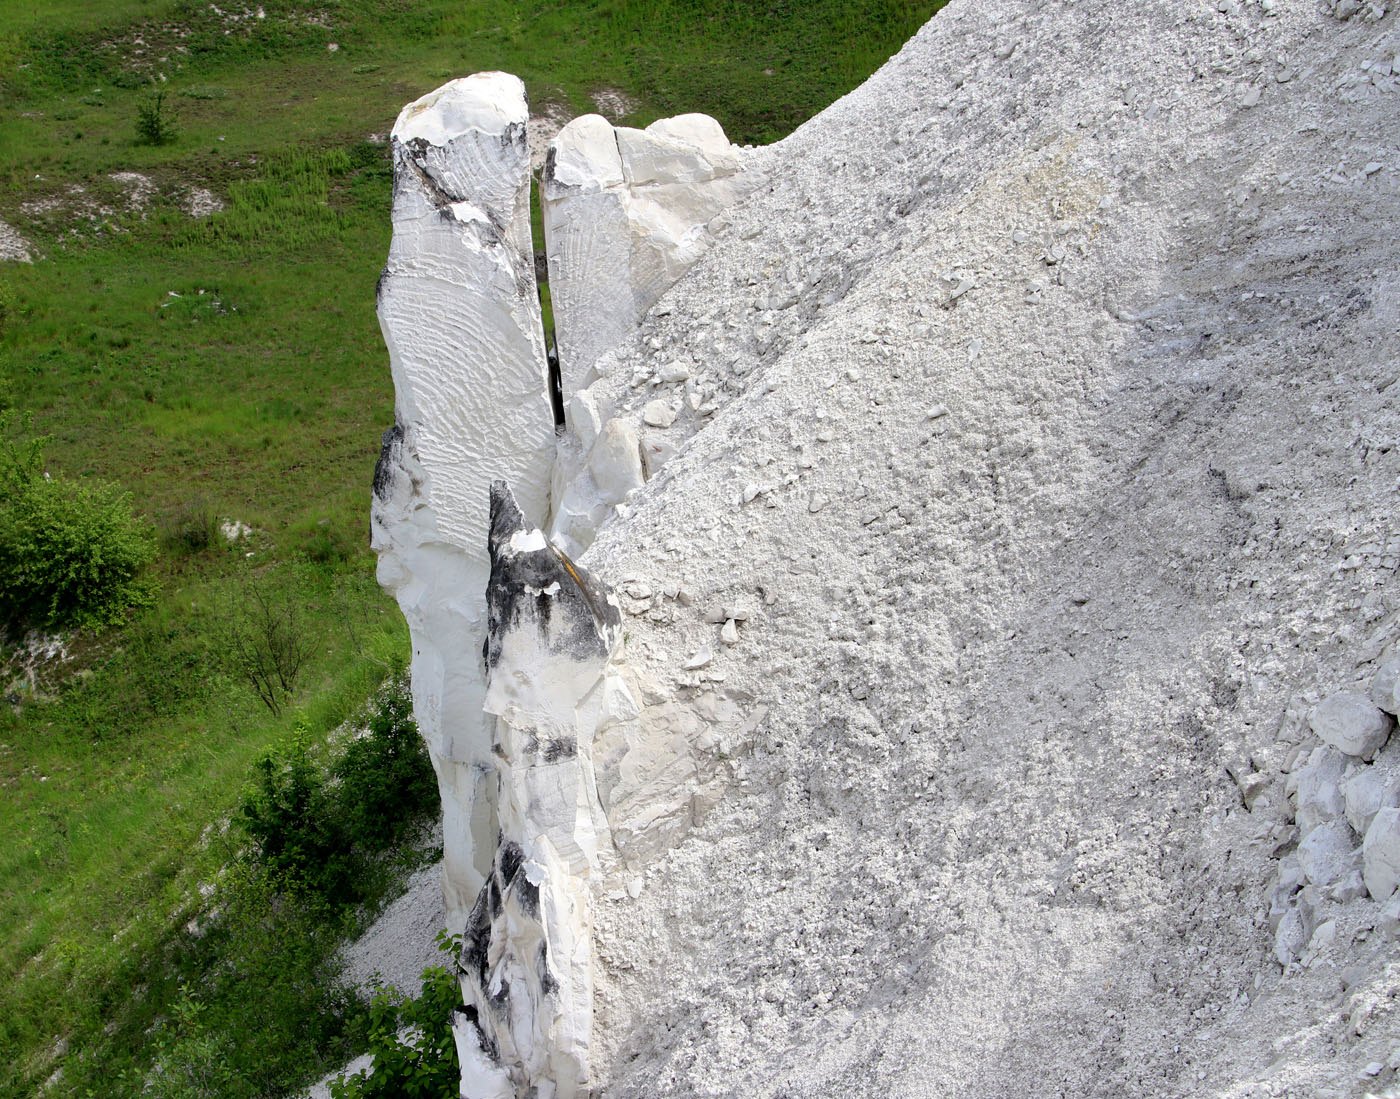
[0,1,945,1095]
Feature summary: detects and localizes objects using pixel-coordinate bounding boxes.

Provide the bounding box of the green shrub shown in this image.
[332,957,461,1099]
[142,987,238,1099]
[238,681,435,904]
[0,415,156,631]
[335,681,435,852]
[238,721,357,902]
[135,84,177,146]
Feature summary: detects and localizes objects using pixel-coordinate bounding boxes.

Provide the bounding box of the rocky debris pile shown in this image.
[1271,657,1400,968]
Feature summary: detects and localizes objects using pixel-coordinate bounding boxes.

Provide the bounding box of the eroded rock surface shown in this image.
[542,112,756,394]
[372,72,555,926]
[452,481,629,1099]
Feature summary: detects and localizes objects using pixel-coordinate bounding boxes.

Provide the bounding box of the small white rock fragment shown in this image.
[642,399,677,428]
[720,619,739,646]
[926,403,949,420]
[742,483,761,504]
[659,360,691,382]
[809,493,830,513]
[683,646,714,670]
[626,877,644,899]
[1309,691,1392,760]
[1274,902,1313,965]
[590,419,646,503]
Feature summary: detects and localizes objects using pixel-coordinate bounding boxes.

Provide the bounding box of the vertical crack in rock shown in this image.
[452,480,632,1099]
[371,72,556,927]
[541,112,759,396]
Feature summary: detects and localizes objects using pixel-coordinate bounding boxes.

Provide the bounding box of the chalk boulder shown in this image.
[1294,746,1347,834]
[1309,691,1392,760]
[1344,767,1400,837]
[1372,652,1400,715]
[1296,818,1360,887]
[1363,808,1400,902]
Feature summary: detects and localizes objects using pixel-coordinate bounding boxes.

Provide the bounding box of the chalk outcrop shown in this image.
[372,72,555,926]
[542,113,754,393]
[452,481,629,1099]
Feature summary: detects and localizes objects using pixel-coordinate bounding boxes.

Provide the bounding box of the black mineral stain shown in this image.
[515,875,540,919]
[499,840,525,885]
[372,424,404,500]
[543,737,578,763]
[538,941,558,997]
[483,480,621,674]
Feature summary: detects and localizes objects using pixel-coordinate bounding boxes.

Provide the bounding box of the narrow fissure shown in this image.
[531,169,566,432]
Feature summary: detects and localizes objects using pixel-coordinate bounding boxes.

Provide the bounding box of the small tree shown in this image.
[136,83,177,146]
[226,582,305,715]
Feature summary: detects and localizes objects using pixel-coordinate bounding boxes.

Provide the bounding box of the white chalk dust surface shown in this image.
[346,0,1400,1095]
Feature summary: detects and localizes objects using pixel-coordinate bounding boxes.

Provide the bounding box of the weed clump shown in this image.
[332,950,462,1099]
[0,414,155,632]
[135,83,177,146]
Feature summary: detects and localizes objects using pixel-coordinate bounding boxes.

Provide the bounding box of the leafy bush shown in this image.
[331,956,462,1099]
[142,987,238,1099]
[336,682,437,852]
[238,681,436,904]
[0,414,155,631]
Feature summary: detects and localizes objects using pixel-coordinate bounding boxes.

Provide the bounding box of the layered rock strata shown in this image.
[542,113,755,394]
[450,481,629,1099]
[371,72,556,926]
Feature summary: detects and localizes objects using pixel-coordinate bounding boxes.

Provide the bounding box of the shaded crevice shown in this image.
[531,168,566,432]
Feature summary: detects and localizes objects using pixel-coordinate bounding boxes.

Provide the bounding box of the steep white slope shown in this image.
[542,0,1400,1095]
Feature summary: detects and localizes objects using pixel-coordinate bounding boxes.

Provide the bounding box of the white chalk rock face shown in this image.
[372,72,556,926]
[1308,691,1393,760]
[455,482,631,1099]
[542,112,756,394]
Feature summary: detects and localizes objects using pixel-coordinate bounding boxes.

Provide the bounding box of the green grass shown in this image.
[0,0,947,1095]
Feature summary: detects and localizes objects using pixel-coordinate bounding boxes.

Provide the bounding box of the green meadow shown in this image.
[0,1,945,1094]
